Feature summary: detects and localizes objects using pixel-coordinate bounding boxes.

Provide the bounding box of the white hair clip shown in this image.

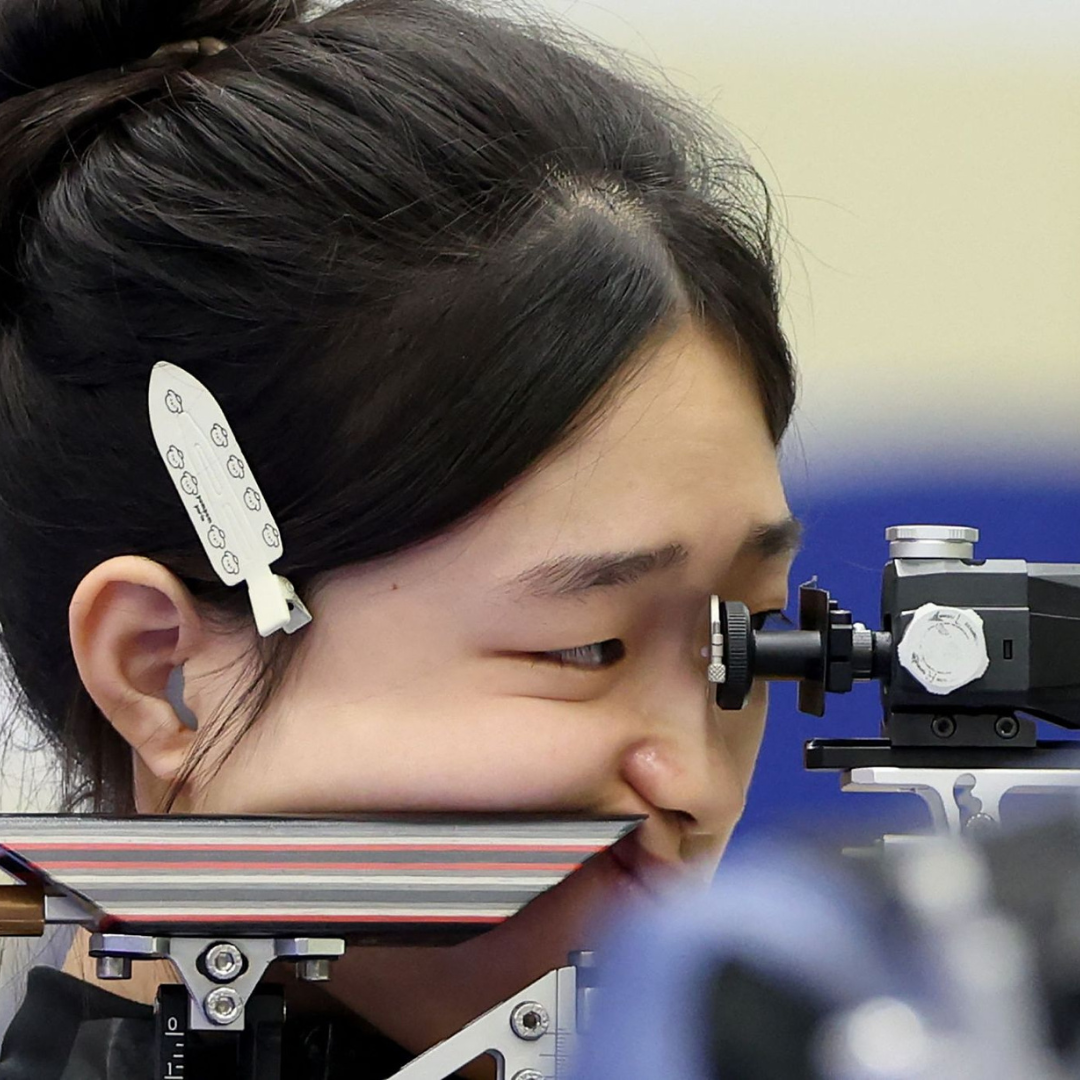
[148,361,313,637]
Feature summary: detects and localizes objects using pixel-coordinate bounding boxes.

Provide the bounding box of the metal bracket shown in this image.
[388,957,590,1080]
[843,767,1080,836]
[88,933,594,1077]
[89,934,345,1032]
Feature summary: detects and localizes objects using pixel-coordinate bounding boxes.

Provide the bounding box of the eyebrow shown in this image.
[743,515,804,560]
[509,515,803,599]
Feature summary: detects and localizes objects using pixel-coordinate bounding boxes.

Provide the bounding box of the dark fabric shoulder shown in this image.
[0,966,425,1080]
[0,967,152,1080]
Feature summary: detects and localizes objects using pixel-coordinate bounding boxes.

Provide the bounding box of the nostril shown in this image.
[622,741,709,831]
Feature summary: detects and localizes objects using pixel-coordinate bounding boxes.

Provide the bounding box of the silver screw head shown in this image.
[963,812,999,836]
[511,1071,545,1080]
[204,986,243,1026]
[203,942,245,982]
[297,958,331,982]
[510,1001,549,1040]
[96,956,132,981]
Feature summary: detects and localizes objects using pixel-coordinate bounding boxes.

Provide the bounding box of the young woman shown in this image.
[0,0,800,1075]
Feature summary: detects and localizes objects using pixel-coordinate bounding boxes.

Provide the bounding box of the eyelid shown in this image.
[535,638,625,669]
[526,605,792,671]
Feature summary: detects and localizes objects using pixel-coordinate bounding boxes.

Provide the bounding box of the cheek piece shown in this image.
[148,360,313,728]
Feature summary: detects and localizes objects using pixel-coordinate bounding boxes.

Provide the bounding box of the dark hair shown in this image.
[0,0,795,814]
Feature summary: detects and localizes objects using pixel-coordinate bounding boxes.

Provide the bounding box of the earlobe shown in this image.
[68,556,202,782]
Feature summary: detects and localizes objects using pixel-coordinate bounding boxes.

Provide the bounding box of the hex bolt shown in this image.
[930,716,956,739]
[297,958,331,982]
[203,942,245,983]
[994,716,1020,740]
[510,1001,549,1041]
[204,986,243,1026]
[511,1071,545,1080]
[96,956,132,980]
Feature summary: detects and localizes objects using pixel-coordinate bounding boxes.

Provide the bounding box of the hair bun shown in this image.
[0,0,305,104]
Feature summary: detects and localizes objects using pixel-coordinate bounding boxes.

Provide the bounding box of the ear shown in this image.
[68,556,205,784]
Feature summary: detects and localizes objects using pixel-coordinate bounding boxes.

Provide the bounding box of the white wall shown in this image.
[0,698,62,813]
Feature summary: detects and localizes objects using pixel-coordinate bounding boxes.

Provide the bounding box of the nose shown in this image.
[615,644,767,848]
[618,728,746,842]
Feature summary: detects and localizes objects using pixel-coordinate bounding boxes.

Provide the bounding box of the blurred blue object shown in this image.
[574,826,1070,1080]
[572,840,916,1080]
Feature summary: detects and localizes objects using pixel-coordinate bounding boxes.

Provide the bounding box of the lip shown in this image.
[604,833,682,901]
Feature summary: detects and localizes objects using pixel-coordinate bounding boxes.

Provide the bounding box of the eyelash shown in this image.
[540,639,626,669]
[539,609,794,670]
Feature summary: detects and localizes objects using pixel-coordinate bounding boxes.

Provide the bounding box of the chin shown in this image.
[447,839,697,999]
[313,838,718,1056]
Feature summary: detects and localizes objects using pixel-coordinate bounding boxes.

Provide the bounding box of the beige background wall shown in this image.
[531,0,1080,484]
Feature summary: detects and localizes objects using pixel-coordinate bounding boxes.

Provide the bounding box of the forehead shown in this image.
[365,318,788,598]
[477,318,787,559]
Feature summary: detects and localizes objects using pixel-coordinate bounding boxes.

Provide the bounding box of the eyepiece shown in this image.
[708,584,889,716]
[714,601,754,710]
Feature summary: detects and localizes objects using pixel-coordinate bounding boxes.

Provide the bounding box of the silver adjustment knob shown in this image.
[886,525,978,560]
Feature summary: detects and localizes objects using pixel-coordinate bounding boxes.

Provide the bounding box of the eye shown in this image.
[537,638,626,669]
[751,608,795,631]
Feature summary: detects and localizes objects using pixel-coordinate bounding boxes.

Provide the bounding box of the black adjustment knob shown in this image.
[716,601,755,710]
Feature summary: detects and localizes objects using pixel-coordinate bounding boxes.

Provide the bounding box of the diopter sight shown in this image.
[709,524,1080,752]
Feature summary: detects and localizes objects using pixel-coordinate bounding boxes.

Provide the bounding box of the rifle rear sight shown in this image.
[708,524,1080,758]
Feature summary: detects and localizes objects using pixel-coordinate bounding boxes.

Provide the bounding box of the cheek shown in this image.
[191,694,629,815]
[714,680,769,786]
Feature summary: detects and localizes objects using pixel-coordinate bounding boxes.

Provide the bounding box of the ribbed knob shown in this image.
[716,602,753,710]
[886,524,978,560]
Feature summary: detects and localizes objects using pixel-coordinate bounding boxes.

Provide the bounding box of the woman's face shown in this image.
[188,313,791,951]
[73,315,797,1047]
[185,317,796,845]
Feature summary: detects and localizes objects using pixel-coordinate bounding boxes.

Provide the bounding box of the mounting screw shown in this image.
[994,716,1020,740]
[96,956,132,980]
[930,716,957,739]
[963,813,998,836]
[510,1001,549,1040]
[204,987,243,1026]
[297,958,331,981]
[203,942,245,983]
